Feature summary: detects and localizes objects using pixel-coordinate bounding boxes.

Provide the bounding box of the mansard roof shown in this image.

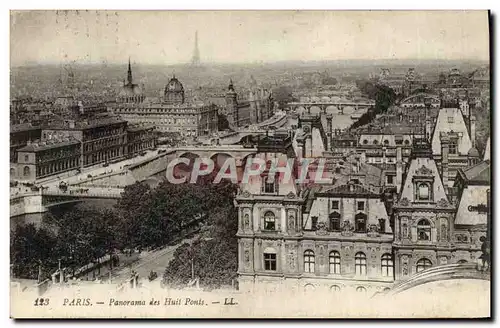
[457,160,490,185]
[317,183,380,197]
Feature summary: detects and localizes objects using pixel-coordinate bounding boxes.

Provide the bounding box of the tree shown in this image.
[217,114,231,131]
[11,224,59,280]
[47,204,119,274]
[272,86,296,109]
[163,208,238,290]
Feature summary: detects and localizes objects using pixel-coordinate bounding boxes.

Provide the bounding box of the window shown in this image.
[447,116,454,123]
[355,213,367,232]
[329,212,341,231]
[264,253,277,271]
[356,286,367,293]
[335,167,341,174]
[373,140,378,145]
[416,258,432,272]
[263,175,277,193]
[386,175,394,185]
[330,285,341,292]
[458,260,468,264]
[355,252,367,275]
[264,211,276,230]
[24,155,29,162]
[384,139,390,145]
[381,254,394,277]
[449,140,458,155]
[23,166,30,177]
[332,200,340,210]
[417,183,430,200]
[311,216,318,231]
[378,219,386,233]
[417,219,431,241]
[329,251,341,274]
[363,139,368,145]
[357,201,365,211]
[404,140,410,146]
[304,250,315,273]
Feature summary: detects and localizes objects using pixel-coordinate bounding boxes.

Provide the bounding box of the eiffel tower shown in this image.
[191,31,200,66]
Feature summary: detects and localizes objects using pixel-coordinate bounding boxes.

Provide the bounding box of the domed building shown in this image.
[117,59,145,104]
[467,147,480,166]
[163,75,185,105]
[110,73,218,138]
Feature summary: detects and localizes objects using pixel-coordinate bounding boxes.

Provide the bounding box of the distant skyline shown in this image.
[10,11,490,66]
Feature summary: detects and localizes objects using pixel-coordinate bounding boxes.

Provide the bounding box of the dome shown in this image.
[468,147,480,157]
[165,76,184,93]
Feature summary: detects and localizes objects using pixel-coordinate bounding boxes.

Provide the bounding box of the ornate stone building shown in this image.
[225,80,274,128]
[13,134,81,181]
[236,134,395,295]
[111,71,218,138]
[392,139,458,280]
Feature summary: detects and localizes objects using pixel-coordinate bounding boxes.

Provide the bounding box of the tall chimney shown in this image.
[441,133,450,189]
[326,114,333,151]
[396,146,403,193]
[470,115,476,148]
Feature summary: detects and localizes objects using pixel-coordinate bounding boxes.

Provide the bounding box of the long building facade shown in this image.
[110,62,218,138]
[236,109,489,295]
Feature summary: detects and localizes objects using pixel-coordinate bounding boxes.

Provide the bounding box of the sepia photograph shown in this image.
[8,9,491,319]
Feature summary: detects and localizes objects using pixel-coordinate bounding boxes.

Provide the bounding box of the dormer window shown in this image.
[417,182,430,200]
[262,174,277,194]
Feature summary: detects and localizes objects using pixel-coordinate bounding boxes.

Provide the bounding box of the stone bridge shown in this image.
[216,113,289,145]
[381,263,490,296]
[288,101,374,118]
[10,187,124,218]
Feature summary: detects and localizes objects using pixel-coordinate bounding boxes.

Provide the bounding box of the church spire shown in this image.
[127,57,133,85]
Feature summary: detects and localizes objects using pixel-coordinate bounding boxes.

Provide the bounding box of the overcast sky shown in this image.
[10,10,490,66]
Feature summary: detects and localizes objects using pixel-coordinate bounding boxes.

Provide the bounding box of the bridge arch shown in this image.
[210,152,235,170]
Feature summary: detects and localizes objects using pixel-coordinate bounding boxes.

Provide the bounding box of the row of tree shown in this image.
[11,179,238,284]
[349,80,397,130]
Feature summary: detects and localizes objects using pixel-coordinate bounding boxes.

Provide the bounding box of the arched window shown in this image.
[416,258,432,272]
[355,213,367,232]
[417,183,430,200]
[355,252,367,275]
[381,254,394,277]
[10,168,15,177]
[23,166,30,177]
[304,284,315,292]
[330,285,341,292]
[417,219,431,241]
[329,251,341,274]
[356,286,366,293]
[304,250,315,273]
[263,211,276,230]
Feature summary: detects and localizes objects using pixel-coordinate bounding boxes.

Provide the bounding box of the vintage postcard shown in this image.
[9,10,491,318]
